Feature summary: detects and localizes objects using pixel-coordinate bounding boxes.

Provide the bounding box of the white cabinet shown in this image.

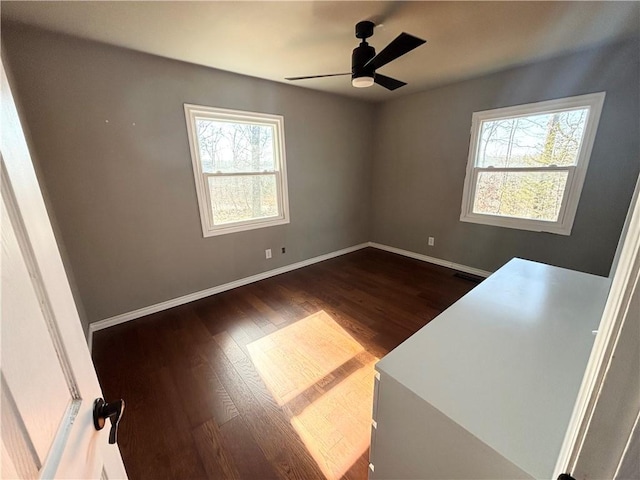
[369,258,610,479]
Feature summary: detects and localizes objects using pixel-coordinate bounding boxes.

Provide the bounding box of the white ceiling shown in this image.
[2,1,639,102]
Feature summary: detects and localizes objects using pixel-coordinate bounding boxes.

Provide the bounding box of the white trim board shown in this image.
[87,242,492,352]
[88,243,367,350]
[369,242,493,278]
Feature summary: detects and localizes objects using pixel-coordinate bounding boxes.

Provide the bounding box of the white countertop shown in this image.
[376,258,611,479]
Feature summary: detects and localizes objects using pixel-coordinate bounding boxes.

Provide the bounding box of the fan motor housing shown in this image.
[352,43,375,79]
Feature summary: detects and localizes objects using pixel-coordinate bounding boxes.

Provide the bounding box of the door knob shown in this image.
[93,398,124,444]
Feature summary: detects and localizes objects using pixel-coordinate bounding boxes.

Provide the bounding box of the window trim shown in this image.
[460,92,606,235]
[184,104,290,237]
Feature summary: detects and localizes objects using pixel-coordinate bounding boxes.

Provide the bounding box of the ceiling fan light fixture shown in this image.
[352,76,374,88]
[286,20,426,92]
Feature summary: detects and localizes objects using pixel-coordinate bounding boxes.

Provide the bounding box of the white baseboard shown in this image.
[368,242,493,278]
[87,241,491,352]
[88,243,369,351]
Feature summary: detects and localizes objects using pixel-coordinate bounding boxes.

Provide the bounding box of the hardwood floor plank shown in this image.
[200,340,264,417]
[248,279,293,312]
[291,268,418,343]
[198,361,240,426]
[155,367,209,479]
[244,291,289,326]
[342,451,370,480]
[260,321,279,336]
[170,352,240,429]
[193,418,242,479]
[93,248,476,480]
[225,289,274,330]
[231,357,281,410]
[94,327,172,479]
[219,416,280,479]
[206,340,327,479]
[213,330,248,364]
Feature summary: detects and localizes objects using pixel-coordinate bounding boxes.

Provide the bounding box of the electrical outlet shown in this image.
[428,236,435,246]
[281,247,286,254]
[265,249,272,259]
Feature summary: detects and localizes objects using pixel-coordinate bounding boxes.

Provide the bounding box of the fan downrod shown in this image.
[355,21,375,40]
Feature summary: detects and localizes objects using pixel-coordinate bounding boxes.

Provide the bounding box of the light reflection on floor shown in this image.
[248,310,378,479]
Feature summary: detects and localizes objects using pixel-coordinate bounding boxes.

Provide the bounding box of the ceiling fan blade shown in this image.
[365,32,426,70]
[285,73,351,81]
[374,74,407,91]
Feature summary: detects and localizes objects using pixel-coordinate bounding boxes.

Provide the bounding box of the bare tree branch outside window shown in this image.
[474,108,588,222]
[196,119,279,225]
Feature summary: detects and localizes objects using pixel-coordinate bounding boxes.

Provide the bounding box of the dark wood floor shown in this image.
[92,248,478,480]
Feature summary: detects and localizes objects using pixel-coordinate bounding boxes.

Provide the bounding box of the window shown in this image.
[460,92,605,235]
[184,104,289,237]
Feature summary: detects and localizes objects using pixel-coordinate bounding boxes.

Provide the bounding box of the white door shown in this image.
[1,61,128,479]
[555,176,640,479]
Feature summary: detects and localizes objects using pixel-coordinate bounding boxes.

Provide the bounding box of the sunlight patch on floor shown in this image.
[248,310,378,480]
[247,310,365,406]
[290,357,377,479]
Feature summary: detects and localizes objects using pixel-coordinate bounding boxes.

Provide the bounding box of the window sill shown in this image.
[201,216,290,238]
[460,213,572,236]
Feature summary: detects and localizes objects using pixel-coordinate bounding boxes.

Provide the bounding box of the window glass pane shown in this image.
[473,171,569,222]
[195,119,275,173]
[208,175,279,225]
[477,108,588,168]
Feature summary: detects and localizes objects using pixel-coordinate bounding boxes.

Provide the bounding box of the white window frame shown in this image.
[184,104,290,237]
[460,92,606,235]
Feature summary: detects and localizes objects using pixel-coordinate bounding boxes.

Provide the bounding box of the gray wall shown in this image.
[3,23,639,332]
[2,24,374,329]
[371,39,640,276]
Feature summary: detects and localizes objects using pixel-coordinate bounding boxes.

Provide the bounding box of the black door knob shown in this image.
[93,398,124,444]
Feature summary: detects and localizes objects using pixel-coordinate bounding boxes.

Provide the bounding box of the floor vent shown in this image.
[453,272,484,283]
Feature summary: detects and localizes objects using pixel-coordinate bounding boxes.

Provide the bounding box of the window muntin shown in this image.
[184,105,289,237]
[460,93,605,235]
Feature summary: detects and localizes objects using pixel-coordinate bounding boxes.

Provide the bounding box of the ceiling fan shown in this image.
[286,20,426,91]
